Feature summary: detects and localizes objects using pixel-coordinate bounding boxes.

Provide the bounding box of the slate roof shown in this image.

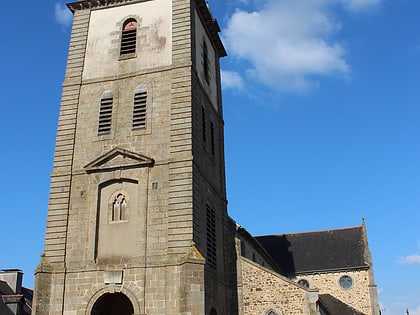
[0,302,14,315]
[255,226,368,276]
[319,294,366,315]
[0,280,32,315]
[0,280,14,295]
[0,280,17,315]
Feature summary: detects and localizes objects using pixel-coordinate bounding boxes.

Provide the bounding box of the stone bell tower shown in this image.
[33,0,236,314]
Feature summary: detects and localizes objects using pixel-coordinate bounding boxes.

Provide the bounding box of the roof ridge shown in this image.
[258,225,362,237]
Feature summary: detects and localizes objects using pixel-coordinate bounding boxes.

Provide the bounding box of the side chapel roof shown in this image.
[255,226,369,276]
[319,294,367,315]
[0,279,32,315]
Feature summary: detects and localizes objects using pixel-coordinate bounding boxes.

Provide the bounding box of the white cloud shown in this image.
[222,0,350,92]
[339,0,382,12]
[399,254,420,265]
[54,3,73,27]
[221,70,244,90]
[222,0,383,93]
[410,305,420,315]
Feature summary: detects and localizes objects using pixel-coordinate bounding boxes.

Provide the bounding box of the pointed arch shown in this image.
[263,306,283,315]
[110,191,129,221]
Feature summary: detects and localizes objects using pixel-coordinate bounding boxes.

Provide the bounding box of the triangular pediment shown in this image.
[84,147,154,173]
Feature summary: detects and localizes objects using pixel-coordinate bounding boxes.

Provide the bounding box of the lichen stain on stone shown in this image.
[150,17,167,52]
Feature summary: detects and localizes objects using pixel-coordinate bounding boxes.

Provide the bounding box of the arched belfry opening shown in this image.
[91,293,134,315]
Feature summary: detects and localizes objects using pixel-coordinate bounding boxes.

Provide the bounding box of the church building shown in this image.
[32,0,379,314]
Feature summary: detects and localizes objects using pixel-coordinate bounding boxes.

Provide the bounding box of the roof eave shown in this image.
[294,264,370,276]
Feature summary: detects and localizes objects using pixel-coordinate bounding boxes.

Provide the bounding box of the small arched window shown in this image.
[298,279,310,288]
[98,90,113,135]
[120,19,137,56]
[267,311,278,315]
[112,193,127,221]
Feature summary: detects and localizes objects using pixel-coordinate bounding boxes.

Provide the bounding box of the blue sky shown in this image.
[1,0,419,314]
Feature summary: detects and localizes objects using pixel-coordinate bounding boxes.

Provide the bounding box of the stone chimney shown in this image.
[0,269,23,294]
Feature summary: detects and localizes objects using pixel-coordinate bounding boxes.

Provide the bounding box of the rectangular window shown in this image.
[132,91,147,129]
[98,96,113,135]
[120,29,137,55]
[206,204,217,267]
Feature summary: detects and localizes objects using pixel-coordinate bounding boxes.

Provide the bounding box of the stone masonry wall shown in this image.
[241,258,316,315]
[295,269,373,315]
[34,0,231,314]
[55,262,204,315]
[33,6,91,315]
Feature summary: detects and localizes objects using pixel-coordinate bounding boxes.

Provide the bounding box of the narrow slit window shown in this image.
[202,106,207,143]
[210,121,215,156]
[202,40,210,83]
[120,19,137,56]
[133,84,147,129]
[98,90,113,135]
[206,203,216,267]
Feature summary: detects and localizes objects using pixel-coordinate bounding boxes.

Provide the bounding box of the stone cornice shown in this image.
[66,0,149,13]
[66,0,227,57]
[194,0,227,57]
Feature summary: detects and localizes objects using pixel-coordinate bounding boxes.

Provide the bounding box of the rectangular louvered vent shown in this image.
[206,204,217,267]
[132,92,147,129]
[120,29,137,55]
[202,107,207,143]
[98,97,113,135]
[210,121,215,156]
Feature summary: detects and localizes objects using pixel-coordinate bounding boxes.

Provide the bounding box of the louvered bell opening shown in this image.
[210,122,215,156]
[120,29,137,55]
[206,239,216,266]
[98,97,113,135]
[132,92,147,129]
[206,204,217,267]
[202,107,207,142]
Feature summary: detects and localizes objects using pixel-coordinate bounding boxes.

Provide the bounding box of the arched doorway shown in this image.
[91,292,134,315]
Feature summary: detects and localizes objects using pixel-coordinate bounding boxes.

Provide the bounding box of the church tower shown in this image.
[33,0,235,314]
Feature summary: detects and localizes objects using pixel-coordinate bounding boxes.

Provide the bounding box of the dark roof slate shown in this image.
[319,294,366,315]
[255,226,367,275]
[0,280,33,315]
[0,280,14,295]
[21,286,33,308]
[0,280,17,315]
[0,302,14,315]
